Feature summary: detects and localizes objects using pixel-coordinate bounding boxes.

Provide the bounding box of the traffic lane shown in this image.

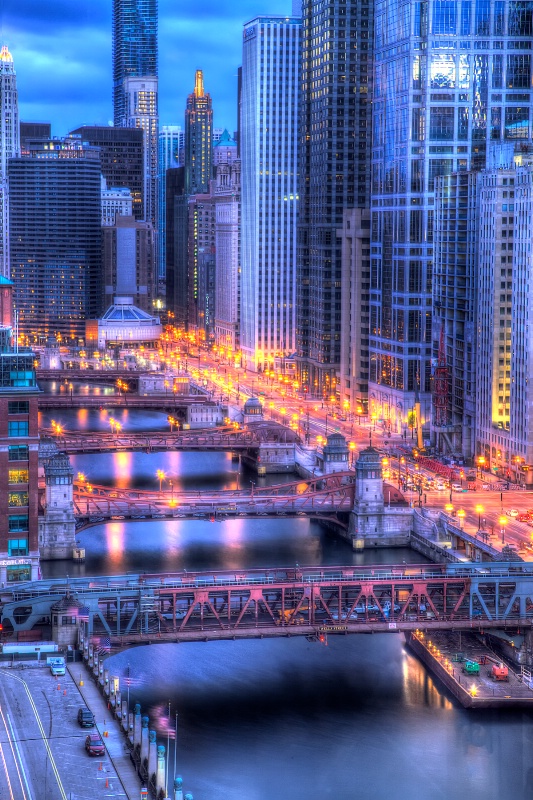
[0,667,120,800]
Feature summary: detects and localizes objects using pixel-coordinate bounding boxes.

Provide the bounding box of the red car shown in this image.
[518,513,531,523]
[85,733,105,756]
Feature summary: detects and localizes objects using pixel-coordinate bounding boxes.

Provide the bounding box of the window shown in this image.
[8,401,29,414]
[8,538,28,556]
[430,107,454,139]
[8,421,29,437]
[8,469,28,484]
[8,491,28,507]
[8,445,28,461]
[8,514,28,532]
[6,565,31,583]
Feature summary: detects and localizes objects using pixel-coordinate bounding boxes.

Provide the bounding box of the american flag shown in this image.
[94,635,111,653]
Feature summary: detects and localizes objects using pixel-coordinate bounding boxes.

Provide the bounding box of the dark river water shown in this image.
[40,410,533,800]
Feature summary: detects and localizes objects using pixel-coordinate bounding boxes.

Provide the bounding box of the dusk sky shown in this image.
[4,0,292,137]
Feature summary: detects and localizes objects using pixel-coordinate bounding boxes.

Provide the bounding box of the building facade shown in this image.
[102,214,155,313]
[241,16,301,373]
[338,208,371,418]
[369,0,533,436]
[70,125,144,221]
[158,125,184,280]
[112,0,157,127]
[123,75,159,229]
[185,71,213,197]
[9,139,102,343]
[101,182,133,226]
[214,159,241,353]
[296,0,373,397]
[475,147,533,486]
[0,277,40,583]
[0,45,20,279]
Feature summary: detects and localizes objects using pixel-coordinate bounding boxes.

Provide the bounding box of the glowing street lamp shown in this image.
[77,472,86,484]
[349,441,357,466]
[475,504,484,530]
[156,469,166,493]
[457,508,466,528]
[445,503,454,517]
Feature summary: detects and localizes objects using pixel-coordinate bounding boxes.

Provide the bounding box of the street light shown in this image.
[475,504,484,530]
[445,503,454,517]
[477,455,486,477]
[156,469,166,493]
[457,508,466,528]
[499,515,508,544]
[349,441,357,467]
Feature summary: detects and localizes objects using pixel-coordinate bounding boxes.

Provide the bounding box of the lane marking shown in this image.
[0,671,67,800]
[0,742,15,800]
[0,705,27,800]
[6,713,32,800]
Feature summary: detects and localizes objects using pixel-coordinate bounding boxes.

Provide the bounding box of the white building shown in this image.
[0,45,19,278]
[214,159,241,352]
[124,75,158,230]
[101,179,133,226]
[241,16,300,373]
[476,146,533,487]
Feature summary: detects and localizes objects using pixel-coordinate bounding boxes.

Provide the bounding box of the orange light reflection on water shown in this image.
[106,522,125,568]
[113,451,133,488]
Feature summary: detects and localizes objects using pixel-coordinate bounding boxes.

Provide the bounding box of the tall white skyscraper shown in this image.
[124,76,158,230]
[241,15,301,373]
[0,45,19,278]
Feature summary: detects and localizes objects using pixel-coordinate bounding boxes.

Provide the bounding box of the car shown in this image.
[85,733,105,756]
[507,508,519,517]
[482,484,492,490]
[451,483,464,492]
[161,609,187,621]
[517,513,531,523]
[435,482,446,490]
[77,707,95,728]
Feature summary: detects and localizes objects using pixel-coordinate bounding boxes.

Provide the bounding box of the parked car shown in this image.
[506,508,519,518]
[77,707,95,728]
[85,733,105,756]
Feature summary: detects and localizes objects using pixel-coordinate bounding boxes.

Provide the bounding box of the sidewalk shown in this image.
[68,661,144,800]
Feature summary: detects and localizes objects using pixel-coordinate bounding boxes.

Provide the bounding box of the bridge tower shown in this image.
[38,453,77,560]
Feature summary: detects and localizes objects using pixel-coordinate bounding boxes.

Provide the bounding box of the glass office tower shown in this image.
[112,0,157,127]
[369,0,533,436]
[296,0,374,399]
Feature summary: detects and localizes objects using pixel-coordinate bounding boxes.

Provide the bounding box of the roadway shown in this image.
[0,665,127,800]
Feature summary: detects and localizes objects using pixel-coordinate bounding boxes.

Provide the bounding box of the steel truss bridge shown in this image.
[37,394,212,410]
[43,422,299,455]
[4,562,533,649]
[72,472,355,529]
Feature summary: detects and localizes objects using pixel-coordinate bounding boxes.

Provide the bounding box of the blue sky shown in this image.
[3,0,292,136]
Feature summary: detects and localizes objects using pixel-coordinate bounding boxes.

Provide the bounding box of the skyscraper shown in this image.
[241,15,301,373]
[9,138,101,343]
[369,0,533,437]
[112,0,157,127]
[112,0,158,230]
[184,70,213,197]
[69,126,144,220]
[296,0,374,398]
[0,45,20,278]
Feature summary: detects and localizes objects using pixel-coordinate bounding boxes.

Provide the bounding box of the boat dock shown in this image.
[407,629,533,708]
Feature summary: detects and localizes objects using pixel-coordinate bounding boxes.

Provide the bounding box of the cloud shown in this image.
[4,0,292,134]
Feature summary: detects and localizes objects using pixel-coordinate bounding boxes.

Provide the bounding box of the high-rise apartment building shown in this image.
[185,71,213,197]
[112,0,157,127]
[9,139,102,343]
[241,16,301,373]
[296,0,373,398]
[70,126,144,220]
[214,159,241,353]
[0,45,20,278]
[112,0,158,230]
[158,125,184,280]
[369,0,533,436]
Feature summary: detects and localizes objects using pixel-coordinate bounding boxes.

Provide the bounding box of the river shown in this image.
[39,411,533,800]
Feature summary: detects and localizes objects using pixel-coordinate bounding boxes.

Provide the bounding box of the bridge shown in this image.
[44,422,299,455]
[3,562,533,649]
[72,472,355,529]
[37,393,213,411]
